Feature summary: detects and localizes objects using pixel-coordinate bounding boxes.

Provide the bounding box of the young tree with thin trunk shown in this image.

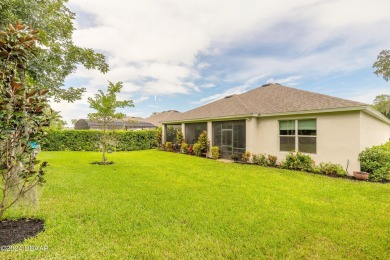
[88,82,133,164]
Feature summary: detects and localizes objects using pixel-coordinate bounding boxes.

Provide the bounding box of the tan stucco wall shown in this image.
[251,111,362,174]
[360,111,390,150]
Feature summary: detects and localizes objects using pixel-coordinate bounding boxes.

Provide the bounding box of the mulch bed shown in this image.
[0,218,45,246]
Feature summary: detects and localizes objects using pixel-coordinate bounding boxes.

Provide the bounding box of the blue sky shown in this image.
[54,0,390,125]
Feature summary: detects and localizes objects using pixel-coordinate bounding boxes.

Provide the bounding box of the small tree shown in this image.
[0,23,50,218]
[88,82,133,164]
[372,94,390,119]
[197,131,210,154]
[176,130,184,145]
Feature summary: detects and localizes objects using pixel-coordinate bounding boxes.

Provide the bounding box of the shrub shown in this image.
[370,165,390,182]
[197,131,210,153]
[211,146,220,160]
[187,145,194,155]
[41,129,159,151]
[358,142,390,181]
[193,143,202,156]
[181,143,188,153]
[231,154,240,162]
[313,162,347,177]
[165,142,173,152]
[267,155,278,167]
[241,151,252,163]
[253,154,268,166]
[281,152,314,172]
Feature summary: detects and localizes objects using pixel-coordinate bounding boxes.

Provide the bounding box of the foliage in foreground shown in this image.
[41,130,158,151]
[0,0,108,102]
[0,23,48,218]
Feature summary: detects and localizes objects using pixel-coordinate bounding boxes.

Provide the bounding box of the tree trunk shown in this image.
[102,122,107,163]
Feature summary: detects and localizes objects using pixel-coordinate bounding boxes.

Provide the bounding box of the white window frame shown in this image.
[279,119,317,154]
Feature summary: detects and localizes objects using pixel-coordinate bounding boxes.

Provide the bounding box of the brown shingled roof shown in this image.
[144,110,181,126]
[165,84,367,122]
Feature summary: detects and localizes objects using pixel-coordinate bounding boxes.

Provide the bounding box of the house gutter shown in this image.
[161,114,254,124]
[363,107,390,125]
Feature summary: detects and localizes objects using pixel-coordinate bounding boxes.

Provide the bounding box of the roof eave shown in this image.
[363,107,390,125]
[258,105,369,118]
[161,114,255,124]
[162,106,369,124]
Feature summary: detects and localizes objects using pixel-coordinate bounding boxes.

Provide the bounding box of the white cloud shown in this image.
[266,75,302,86]
[194,74,266,104]
[58,0,390,123]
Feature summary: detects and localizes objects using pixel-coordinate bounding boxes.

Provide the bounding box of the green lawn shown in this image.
[2,150,390,259]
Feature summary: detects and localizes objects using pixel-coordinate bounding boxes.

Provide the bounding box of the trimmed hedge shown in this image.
[41,130,159,151]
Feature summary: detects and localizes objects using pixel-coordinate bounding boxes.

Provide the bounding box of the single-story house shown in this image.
[144,110,181,127]
[74,117,156,130]
[161,83,390,174]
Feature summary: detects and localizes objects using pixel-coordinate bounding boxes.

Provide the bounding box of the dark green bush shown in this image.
[313,162,347,177]
[359,142,390,181]
[281,152,314,172]
[41,130,158,151]
[231,154,240,162]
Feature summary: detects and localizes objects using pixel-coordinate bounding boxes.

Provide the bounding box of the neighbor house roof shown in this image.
[74,118,156,130]
[144,110,181,126]
[163,84,369,123]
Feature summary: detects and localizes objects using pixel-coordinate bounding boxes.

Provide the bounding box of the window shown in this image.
[185,123,207,144]
[166,124,181,143]
[279,119,316,153]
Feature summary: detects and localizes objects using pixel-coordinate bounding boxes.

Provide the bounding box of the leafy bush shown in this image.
[268,155,278,167]
[281,152,314,172]
[358,142,390,181]
[181,143,188,153]
[241,151,252,163]
[231,154,240,162]
[193,143,202,156]
[211,146,220,160]
[165,142,173,152]
[42,130,159,151]
[313,162,346,177]
[187,145,194,155]
[253,154,268,166]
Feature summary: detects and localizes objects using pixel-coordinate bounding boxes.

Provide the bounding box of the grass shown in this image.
[1,150,390,259]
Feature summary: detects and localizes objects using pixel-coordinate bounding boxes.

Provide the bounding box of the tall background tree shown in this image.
[372,50,390,118]
[372,95,390,119]
[88,82,133,164]
[373,50,390,81]
[0,0,109,102]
